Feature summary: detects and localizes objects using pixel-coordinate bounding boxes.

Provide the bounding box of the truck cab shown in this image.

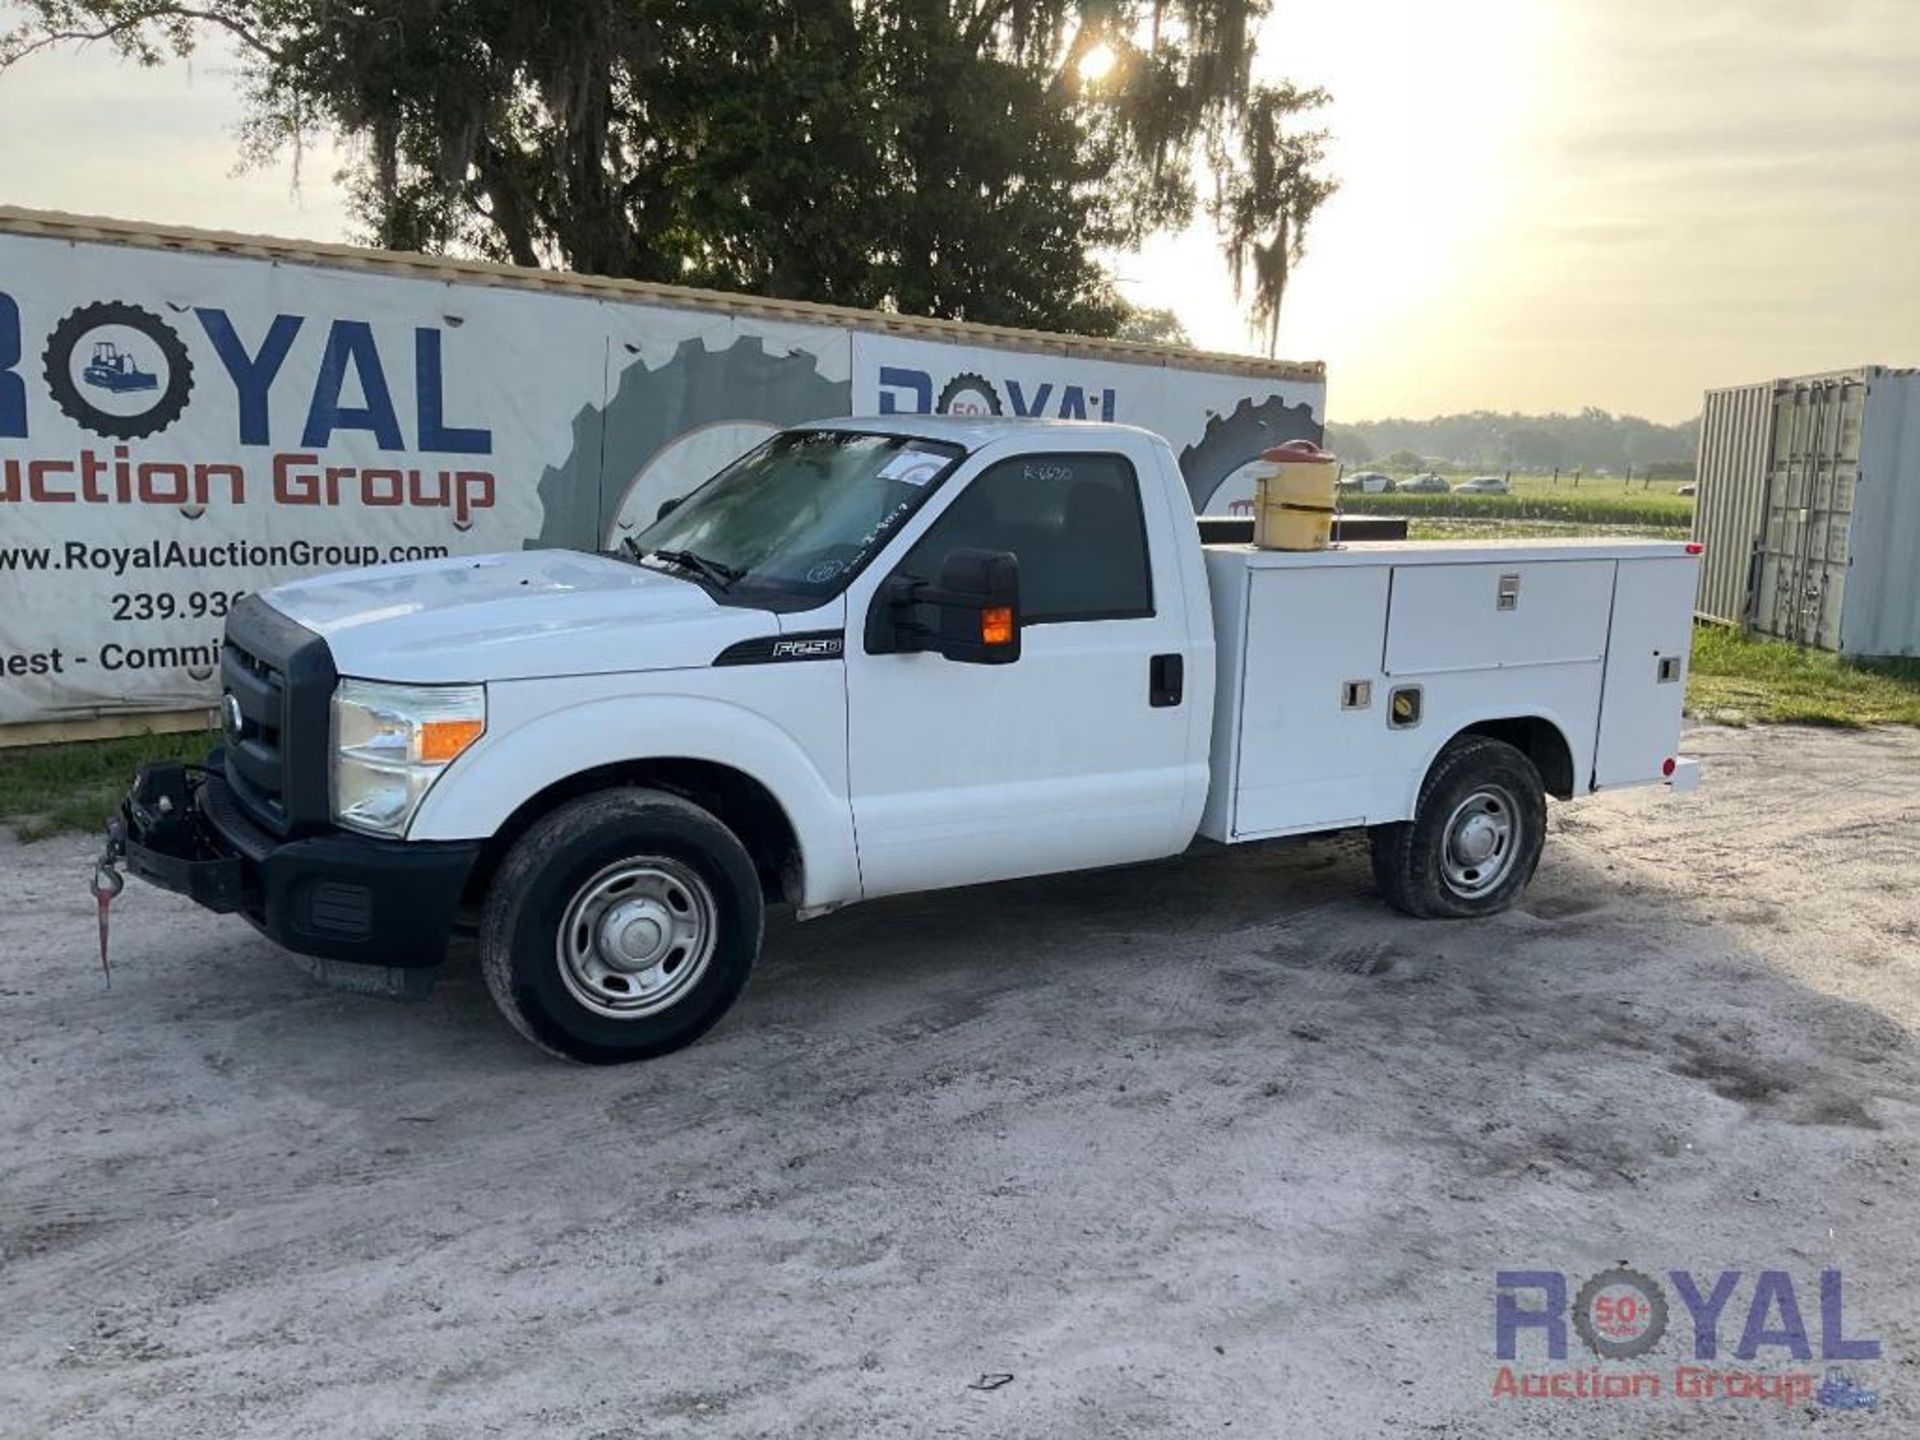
[116,418,1700,1063]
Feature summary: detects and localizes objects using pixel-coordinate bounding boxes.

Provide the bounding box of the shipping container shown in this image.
[0,207,1324,738]
[1693,381,1772,627]
[1692,367,1920,657]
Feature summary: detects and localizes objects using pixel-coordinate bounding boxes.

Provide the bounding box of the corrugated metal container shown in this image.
[1693,382,1772,627]
[1692,367,1920,656]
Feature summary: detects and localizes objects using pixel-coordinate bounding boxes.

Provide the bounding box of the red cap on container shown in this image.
[1260,439,1337,464]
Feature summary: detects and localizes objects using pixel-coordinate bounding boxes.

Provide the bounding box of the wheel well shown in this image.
[1455,717,1577,799]
[465,759,803,908]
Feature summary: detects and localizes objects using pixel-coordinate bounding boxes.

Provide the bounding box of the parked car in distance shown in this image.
[1399,472,1451,493]
[1676,483,1698,497]
[1337,470,1395,494]
[1457,475,1512,495]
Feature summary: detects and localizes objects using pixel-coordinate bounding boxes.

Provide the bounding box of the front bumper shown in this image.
[118,754,480,970]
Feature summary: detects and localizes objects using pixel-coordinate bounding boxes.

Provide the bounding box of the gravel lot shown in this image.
[4,722,1919,1438]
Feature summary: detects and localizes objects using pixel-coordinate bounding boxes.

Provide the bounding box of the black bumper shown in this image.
[118,756,480,969]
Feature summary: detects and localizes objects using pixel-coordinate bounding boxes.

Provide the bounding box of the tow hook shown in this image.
[89,818,127,987]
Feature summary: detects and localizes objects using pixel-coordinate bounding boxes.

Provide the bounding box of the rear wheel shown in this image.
[1370,736,1546,919]
[481,788,762,1063]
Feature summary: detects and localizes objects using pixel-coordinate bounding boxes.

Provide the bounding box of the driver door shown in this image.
[844,442,1196,898]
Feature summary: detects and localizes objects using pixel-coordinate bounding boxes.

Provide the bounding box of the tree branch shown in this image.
[0,4,285,74]
[963,1,1017,52]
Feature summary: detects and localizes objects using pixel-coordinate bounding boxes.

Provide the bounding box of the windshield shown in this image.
[626,429,965,609]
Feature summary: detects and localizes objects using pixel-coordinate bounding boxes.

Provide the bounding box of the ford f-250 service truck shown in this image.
[109,417,1701,1063]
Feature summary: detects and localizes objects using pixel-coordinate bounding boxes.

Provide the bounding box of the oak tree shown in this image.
[5,1,1334,345]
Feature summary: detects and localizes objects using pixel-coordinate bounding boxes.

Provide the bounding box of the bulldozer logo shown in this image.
[42,301,194,441]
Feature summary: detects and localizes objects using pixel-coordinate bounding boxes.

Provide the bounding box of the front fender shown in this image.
[407,683,860,909]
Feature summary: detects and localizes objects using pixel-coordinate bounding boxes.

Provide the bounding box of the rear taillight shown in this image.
[1662,757,1677,777]
[1685,542,1704,555]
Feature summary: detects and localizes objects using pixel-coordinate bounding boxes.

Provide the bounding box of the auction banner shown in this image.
[851,334,1324,516]
[0,227,1321,729]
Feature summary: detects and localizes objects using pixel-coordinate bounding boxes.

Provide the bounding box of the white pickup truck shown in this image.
[112,418,1701,1063]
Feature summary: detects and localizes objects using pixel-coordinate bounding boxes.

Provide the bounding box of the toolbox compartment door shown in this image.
[1594,557,1698,787]
[1231,566,1391,838]
[1383,560,1613,676]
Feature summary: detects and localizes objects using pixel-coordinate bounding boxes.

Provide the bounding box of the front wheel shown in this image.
[1369,736,1546,919]
[481,788,763,1063]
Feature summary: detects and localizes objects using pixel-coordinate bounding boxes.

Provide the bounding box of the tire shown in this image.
[43,301,195,440]
[480,788,763,1063]
[1369,736,1546,919]
[530,334,851,549]
[935,371,1003,416]
[1175,392,1321,512]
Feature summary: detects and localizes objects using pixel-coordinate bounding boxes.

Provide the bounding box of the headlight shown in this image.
[330,680,486,837]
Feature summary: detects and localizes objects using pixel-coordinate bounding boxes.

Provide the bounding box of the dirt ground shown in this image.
[4,722,1919,1438]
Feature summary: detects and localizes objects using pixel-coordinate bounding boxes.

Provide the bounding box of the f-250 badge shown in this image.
[771,637,842,660]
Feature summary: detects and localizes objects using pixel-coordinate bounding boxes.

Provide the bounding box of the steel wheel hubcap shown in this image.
[1441,785,1519,897]
[557,858,716,1019]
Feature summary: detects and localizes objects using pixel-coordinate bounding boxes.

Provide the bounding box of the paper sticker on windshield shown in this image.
[879,451,945,486]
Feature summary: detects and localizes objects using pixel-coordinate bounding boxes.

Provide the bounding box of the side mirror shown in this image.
[881,547,1021,664]
[656,496,683,521]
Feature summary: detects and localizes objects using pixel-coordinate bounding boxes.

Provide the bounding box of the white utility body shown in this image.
[1200,537,1700,843]
[117,417,1702,1063]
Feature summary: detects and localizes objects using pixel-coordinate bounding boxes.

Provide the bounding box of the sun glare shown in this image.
[1078,41,1117,83]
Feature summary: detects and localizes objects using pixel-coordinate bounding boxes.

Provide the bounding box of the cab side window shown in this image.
[896,453,1153,623]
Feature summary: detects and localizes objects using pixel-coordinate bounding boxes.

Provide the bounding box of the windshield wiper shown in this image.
[646,547,743,591]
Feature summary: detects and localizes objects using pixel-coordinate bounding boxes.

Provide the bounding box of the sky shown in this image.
[0,0,1914,423]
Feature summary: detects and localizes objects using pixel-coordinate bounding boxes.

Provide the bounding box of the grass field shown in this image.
[0,729,211,842]
[1342,471,1694,530]
[1403,517,1686,542]
[1688,625,1920,728]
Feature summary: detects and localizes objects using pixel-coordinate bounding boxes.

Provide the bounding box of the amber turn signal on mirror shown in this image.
[980,607,1015,647]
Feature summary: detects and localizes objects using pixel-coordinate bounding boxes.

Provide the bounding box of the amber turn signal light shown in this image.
[420,717,485,763]
[980,606,1015,647]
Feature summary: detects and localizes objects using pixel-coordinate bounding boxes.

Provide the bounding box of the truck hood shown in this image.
[261,550,774,682]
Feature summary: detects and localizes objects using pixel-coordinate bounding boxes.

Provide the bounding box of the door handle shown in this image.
[1149,653,1184,707]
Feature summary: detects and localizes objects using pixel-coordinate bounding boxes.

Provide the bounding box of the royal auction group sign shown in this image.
[0,218,1323,728]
